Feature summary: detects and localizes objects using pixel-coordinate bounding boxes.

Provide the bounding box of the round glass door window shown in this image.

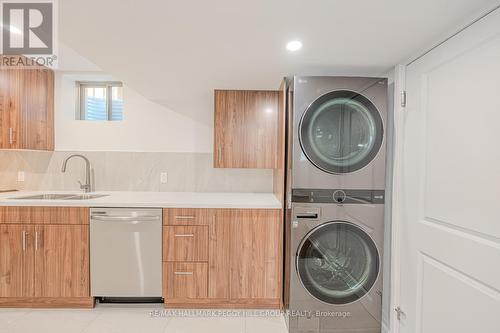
[299,90,383,174]
[296,221,379,305]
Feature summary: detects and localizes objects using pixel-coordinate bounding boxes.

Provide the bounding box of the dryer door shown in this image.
[296,221,379,305]
[299,90,383,174]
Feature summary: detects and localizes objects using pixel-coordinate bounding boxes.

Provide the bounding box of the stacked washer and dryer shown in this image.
[284,76,388,333]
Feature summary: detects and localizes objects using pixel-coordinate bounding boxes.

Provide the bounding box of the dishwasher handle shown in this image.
[91,215,161,222]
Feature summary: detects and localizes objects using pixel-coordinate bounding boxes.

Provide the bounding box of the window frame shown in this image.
[76,81,123,121]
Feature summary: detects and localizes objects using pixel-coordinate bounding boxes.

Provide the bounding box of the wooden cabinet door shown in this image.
[0,57,54,151]
[229,209,281,300]
[21,68,54,150]
[208,210,231,299]
[214,90,279,168]
[0,69,9,148]
[34,225,89,297]
[0,225,34,297]
[0,69,21,149]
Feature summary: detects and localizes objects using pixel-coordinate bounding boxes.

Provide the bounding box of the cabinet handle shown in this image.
[174,216,195,219]
[22,231,26,251]
[217,146,222,165]
[174,272,193,275]
[174,234,194,237]
[9,128,13,144]
[35,231,41,251]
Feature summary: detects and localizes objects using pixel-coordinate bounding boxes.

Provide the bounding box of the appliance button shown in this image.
[333,190,347,203]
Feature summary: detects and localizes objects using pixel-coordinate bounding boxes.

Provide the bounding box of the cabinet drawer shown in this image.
[163,226,208,262]
[29,207,89,224]
[163,262,208,299]
[0,207,31,224]
[0,207,89,224]
[163,208,212,226]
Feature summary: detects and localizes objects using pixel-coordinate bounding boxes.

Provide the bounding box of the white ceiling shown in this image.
[59,0,499,124]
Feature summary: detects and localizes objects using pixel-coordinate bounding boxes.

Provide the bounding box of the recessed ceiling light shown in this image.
[286,40,302,52]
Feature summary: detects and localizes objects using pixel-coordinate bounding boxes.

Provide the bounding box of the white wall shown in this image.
[55,73,212,152]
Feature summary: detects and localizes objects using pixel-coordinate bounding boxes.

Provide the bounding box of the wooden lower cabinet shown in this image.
[229,209,281,300]
[34,225,89,297]
[0,207,92,308]
[163,208,282,308]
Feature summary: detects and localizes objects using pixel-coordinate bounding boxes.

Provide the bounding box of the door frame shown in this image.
[388,64,405,333]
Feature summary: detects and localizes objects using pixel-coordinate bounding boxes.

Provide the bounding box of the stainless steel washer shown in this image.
[289,76,388,190]
[285,190,384,333]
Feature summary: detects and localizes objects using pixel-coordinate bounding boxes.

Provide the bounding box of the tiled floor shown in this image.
[0,304,288,333]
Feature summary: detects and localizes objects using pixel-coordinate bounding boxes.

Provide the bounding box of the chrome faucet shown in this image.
[61,154,93,193]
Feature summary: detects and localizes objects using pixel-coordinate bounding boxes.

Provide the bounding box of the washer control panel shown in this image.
[292,188,385,204]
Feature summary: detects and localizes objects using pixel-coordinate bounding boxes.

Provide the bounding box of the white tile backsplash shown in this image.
[0,151,273,193]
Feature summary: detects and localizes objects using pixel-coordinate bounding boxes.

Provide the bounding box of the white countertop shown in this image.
[0,191,282,209]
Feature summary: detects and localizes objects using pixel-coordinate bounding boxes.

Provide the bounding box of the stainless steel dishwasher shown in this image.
[90,208,162,301]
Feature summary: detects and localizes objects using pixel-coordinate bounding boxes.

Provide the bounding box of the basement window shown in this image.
[77,82,123,121]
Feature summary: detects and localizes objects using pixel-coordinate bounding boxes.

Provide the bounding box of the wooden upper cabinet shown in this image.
[0,68,21,149]
[22,68,54,150]
[214,90,279,168]
[0,56,54,150]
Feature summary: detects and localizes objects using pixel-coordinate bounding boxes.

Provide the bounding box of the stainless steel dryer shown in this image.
[289,76,388,190]
[285,190,384,333]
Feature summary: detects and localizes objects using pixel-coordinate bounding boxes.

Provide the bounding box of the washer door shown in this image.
[299,90,383,174]
[296,221,379,305]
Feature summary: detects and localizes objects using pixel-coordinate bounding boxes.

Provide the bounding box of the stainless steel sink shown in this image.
[11,193,109,200]
[12,194,75,200]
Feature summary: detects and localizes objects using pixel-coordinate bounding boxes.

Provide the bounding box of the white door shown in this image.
[395,7,500,333]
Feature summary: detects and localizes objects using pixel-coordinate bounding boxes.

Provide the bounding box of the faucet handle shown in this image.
[78,181,90,192]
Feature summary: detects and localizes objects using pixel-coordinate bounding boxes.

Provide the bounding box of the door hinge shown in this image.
[400,91,407,108]
[394,306,406,321]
